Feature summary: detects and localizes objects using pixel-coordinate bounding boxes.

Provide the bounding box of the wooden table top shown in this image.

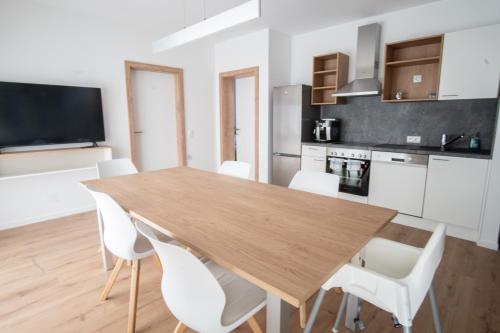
[83,167,397,307]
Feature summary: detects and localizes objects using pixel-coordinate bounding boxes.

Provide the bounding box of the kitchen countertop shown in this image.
[302,141,492,159]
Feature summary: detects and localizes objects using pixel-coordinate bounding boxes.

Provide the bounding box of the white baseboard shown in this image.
[476,239,498,251]
[391,214,479,242]
[0,205,95,231]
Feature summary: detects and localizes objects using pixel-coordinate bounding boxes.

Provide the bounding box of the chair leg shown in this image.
[304,288,327,333]
[299,304,307,328]
[127,260,141,333]
[100,258,124,301]
[247,316,263,333]
[429,284,443,333]
[403,326,412,333]
[153,253,163,272]
[173,321,188,333]
[332,292,348,333]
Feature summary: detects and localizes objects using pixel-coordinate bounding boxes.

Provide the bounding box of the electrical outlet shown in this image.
[413,74,422,83]
[407,136,421,144]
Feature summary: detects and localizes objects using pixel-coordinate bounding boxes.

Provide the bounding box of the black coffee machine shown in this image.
[313,119,341,142]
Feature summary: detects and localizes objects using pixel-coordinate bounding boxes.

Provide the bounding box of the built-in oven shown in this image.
[326,147,371,196]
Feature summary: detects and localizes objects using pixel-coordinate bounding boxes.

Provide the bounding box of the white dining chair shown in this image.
[217,160,251,179]
[84,187,175,333]
[135,220,266,333]
[96,158,140,267]
[304,223,446,333]
[288,170,340,327]
[288,170,340,198]
[97,158,138,178]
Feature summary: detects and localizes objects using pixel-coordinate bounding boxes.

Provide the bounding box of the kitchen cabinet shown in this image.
[301,145,327,172]
[439,24,500,100]
[423,155,489,229]
[301,156,326,172]
[368,152,428,217]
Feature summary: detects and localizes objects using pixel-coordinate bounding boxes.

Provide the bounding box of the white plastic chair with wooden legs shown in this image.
[135,220,266,333]
[217,160,251,179]
[304,224,446,333]
[289,170,340,327]
[84,187,176,333]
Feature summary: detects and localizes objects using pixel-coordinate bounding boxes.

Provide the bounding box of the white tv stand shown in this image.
[0,146,112,230]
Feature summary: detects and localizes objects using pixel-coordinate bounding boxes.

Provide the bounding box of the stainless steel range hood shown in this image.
[333,23,381,97]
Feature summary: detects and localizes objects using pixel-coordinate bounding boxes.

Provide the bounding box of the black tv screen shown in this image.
[0,81,105,148]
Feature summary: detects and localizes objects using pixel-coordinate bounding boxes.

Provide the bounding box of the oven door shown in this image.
[328,159,370,196]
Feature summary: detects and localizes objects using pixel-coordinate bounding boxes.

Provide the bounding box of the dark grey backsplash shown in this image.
[320,96,498,150]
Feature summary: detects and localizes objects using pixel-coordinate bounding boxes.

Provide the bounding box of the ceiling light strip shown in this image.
[152,0,260,53]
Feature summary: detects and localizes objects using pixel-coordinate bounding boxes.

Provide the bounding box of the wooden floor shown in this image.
[0,212,498,333]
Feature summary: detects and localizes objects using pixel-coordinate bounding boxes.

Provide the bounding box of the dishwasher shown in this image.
[368,151,429,217]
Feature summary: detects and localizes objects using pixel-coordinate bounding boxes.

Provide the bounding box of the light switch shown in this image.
[188,129,194,139]
[407,136,421,144]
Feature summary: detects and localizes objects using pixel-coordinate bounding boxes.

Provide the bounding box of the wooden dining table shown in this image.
[83,167,397,332]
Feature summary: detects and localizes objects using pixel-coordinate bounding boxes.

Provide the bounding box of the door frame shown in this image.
[124,60,187,167]
[219,66,259,181]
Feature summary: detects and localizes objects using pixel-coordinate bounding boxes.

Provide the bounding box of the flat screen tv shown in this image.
[0,81,105,148]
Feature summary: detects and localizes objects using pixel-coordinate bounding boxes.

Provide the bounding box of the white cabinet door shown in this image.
[423,155,489,229]
[301,156,326,172]
[368,161,428,217]
[302,145,326,157]
[439,24,500,100]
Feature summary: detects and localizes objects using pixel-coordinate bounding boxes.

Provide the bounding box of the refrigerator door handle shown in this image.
[273,152,301,158]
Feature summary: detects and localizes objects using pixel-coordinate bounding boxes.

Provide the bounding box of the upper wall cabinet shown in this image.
[382,35,443,102]
[439,24,500,100]
[311,52,349,105]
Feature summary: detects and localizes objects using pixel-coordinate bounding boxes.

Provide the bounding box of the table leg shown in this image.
[344,294,359,331]
[266,292,290,333]
[97,209,114,271]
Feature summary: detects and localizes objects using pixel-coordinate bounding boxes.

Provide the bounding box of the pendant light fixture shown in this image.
[153,0,261,53]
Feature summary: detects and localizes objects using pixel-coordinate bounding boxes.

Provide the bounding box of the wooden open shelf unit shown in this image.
[312,52,349,105]
[382,35,444,102]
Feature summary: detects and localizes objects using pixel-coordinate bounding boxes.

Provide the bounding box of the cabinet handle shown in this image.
[441,94,458,97]
[433,158,449,162]
[313,159,324,162]
[307,148,318,150]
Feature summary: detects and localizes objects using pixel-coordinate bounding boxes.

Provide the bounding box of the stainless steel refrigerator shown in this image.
[271,85,319,186]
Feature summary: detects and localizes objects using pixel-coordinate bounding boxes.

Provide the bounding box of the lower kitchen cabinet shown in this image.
[301,155,326,172]
[423,155,489,229]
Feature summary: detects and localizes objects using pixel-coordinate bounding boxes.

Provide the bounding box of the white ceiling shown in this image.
[27,0,439,38]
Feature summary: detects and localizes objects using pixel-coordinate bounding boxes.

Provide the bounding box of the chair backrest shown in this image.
[84,187,138,259]
[217,161,251,179]
[406,223,446,316]
[97,158,138,179]
[288,170,340,198]
[135,221,227,332]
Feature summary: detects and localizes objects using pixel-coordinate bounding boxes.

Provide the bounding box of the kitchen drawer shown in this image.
[302,145,326,157]
[301,156,326,172]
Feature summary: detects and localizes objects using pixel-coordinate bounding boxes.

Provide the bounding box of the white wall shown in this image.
[214,29,270,182]
[0,0,216,170]
[291,0,500,85]
[479,100,500,250]
[268,30,292,182]
[0,0,216,228]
